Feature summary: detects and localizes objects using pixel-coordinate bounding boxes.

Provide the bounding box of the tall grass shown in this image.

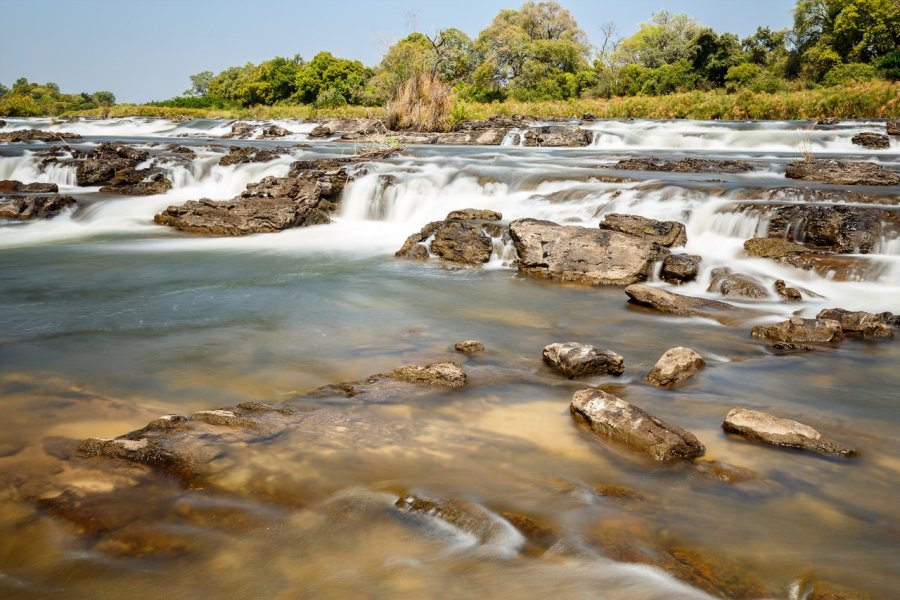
[385,72,453,132]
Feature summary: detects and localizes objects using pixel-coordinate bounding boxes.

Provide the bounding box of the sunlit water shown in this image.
[0,117,898,599]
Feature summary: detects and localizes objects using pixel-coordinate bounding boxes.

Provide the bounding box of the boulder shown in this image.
[0,180,59,193]
[259,125,291,139]
[646,347,705,389]
[0,129,81,143]
[225,122,254,139]
[509,219,666,286]
[816,308,894,339]
[542,343,625,378]
[850,132,890,150]
[446,208,502,221]
[774,279,802,302]
[76,143,149,186]
[386,362,467,387]
[613,157,754,173]
[396,210,502,265]
[570,389,705,462]
[599,213,687,247]
[766,204,884,254]
[888,119,900,136]
[218,146,287,166]
[454,340,485,353]
[785,160,900,186]
[624,284,743,320]
[0,194,77,220]
[522,125,592,147]
[722,408,855,456]
[751,316,843,343]
[659,254,701,284]
[707,267,769,299]
[99,168,172,196]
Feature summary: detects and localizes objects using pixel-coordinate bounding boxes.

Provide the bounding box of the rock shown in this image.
[308,124,333,138]
[165,143,195,156]
[743,237,812,259]
[570,389,705,461]
[386,362,466,387]
[0,119,5,128]
[850,132,890,150]
[218,146,286,166]
[805,579,870,600]
[785,159,900,186]
[454,340,485,353]
[226,122,254,138]
[0,180,59,193]
[816,308,894,339]
[76,143,149,186]
[766,204,884,254]
[774,279,802,301]
[613,157,754,173]
[522,125,592,147]
[599,213,687,247]
[707,267,769,299]
[394,494,514,548]
[509,219,666,286]
[0,194,77,220]
[259,124,291,139]
[877,311,899,328]
[646,347,705,389]
[769,342,815,353]
[624,284,744,321]
[722,408,856,456]
[816,117,840,126]
[499,512,559,553]
[99,168,172,196]
[751,316,843,344]
[693,460,760,485]
[888,119,900,136]
[542,343,625,378]
[0,129,81,143]
[446,208,501,221]
[453,115,528,131]
[429,220,495,264]
[659,254,701,284]
[436,129,509,145]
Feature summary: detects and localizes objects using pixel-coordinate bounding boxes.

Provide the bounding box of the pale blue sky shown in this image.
[0,0,795,103]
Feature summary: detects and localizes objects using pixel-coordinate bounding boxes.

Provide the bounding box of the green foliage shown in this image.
[876,50,900,80]
[295,52,371,105]
[184,71,213,96]
[689,29,743,87]
[821,62,879,85]
[0,78,116,116]
[617,11,702,68]
[724,64,786,93]
[449,99,471,128]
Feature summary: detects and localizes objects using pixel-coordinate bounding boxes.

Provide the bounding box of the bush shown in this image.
[385,72,453,132]
[876,50,900,80]
[821,63,879,86]
[314,87,348,109]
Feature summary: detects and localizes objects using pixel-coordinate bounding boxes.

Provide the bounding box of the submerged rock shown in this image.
[784,159,900,186]
[0,194,77,220]
[218,145,287,166]
[599,213,687,247]
[707,267,769,299]
[624,284,744,321]
[659,254,701,284]
[522,125,592,147]
[646,347,705,389]
[509,219,667,286]
[766,204,884,254]
[816,308,894,339]
[542,343,625,378]
[571,389,705,461]
[76,143,149,186]
[613,157,754,173]
[850,132,890,150]
[386,362,467,387]
[774,279,802,302]
[454,340,485,353]
[722,408,856,456]
[751,317,843,343]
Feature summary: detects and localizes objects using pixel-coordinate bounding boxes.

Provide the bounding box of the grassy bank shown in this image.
[72,81,900,122]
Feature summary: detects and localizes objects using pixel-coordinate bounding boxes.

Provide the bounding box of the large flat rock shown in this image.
[722,408,855,456]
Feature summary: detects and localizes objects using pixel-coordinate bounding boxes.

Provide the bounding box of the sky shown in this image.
[0,0,796,103]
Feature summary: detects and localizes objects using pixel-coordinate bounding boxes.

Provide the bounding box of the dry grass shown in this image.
[385,73,453,132]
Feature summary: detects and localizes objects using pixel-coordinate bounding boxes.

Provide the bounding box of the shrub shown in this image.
[876,50,900,80]
[385,72,453,132]
[822,63,879,86]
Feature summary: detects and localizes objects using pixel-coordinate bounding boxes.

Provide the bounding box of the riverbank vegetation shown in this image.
[2,0,897,121]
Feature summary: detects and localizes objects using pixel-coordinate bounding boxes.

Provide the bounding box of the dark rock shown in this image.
[226,122,254,139]
[218,146,287,166]
[877,311,899,327]
[660,254,701,284]
[308,124,333,138]
[100,168,172,196]
[454,340,485,353]
[646,347,705,389]
[570,389,705,461]
[0,129,81,143]
[851,132,890,150]
[888,119,900,136]
[76,143,149,186]
[430,220,494,264]
[165,144,195,156]
[0,119,5,128]
[0,194,77,220]
[542,343,625,378]
[785,159,900,186]
[614,157,754,174]
[0,180,59,193]
[522,125,592,147]
[770,342,815,353]
[259,124,291,139]
[510,219,667,286]
[816,117,840,126]
[751,316,843,343]
[722,408,856,456]
[774,279,802,301]
[625,284,745,321]
[766,204,884,254]
[599,213,687,247]
[816,308,894,339]
[707,267,769,299]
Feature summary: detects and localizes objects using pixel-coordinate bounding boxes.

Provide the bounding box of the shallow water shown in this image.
[0,117,899,599]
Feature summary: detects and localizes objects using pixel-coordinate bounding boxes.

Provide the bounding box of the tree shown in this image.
[689,28,743,87]
[294,52,370,105]
[616,11,702,69]
[0,83,8,97]
[91,91,116,105]
[185,71,213,96]
[742,27,789,67]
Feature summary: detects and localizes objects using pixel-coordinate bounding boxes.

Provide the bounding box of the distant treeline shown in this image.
[0,78,115,117]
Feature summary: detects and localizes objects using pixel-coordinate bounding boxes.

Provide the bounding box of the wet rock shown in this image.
[522,125,592,147]
[851,132,890,150]
[570,389,705,462]
[76,143,149,186]
[226,122,254,139]
[781,253,887,281]
[766,204,884,254]
[888,119,900,136]
[0,129,81,143]
[430,220,494,264]
[446,208,502,221]
[785,159,900,186]
[599,213,687,247]
[774,279,802,301]
[218,145,287,166]
[660,254,701,284]
[592,484,642,500]
[0,180,58,193]
[624,284,744,320]
[99,168,173,196]
[405,243,429,259]
[614,157,754,174]
[816,117,840,126]
[0,194,77,220]
[0,119,5,128]
[542,343,625,378]
[693,460,760,485]
[816,308,894,339]
[499,511,559,553]
[722,408,856,456]
[804,579,871,600]
[769,342,815,353]
[646,347,705,389]
[743,237,812,259]
[394,494,516,548]
[165,143,195,156]
[0,441,25,458]
[877,311,899,327]
[510,219,667,286]
[454,340,485,353]
[259,124,291,139]
[436,129,509,145]
[707,267,769,299]
[386,362,466,387]
[751,316,843,344]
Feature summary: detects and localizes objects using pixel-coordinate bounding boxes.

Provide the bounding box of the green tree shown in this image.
[294,51,371,105]
[689,28,743,87]
[184,71,213,96]
[616,11,702,69]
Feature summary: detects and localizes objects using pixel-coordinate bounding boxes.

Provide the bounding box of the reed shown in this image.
[384,72,453,132]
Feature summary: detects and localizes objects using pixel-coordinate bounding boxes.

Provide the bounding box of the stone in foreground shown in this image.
[599,213,687,247]
[542,343,625,378]
[646,347,705,389]
[570,389,705,462]
[0,194,77,220]
[659,254,701,284]
[454,340,485,353]
[816,308,894,339]
[707,267,769,299]
[751,317,843,343]
[722,408,856,456]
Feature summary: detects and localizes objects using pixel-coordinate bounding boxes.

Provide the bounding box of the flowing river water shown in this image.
[0,117,898,599]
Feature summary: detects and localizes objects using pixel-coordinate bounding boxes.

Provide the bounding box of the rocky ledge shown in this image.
[785,159,899,186]
[0,129,81,143]
[598,213,687,247]
[613,157,755,174]
[0,194,77,220]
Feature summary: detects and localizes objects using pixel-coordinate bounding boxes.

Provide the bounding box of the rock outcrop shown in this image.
[0,180,58,193]
[522,126,592,147]
[76,143,149,186]
[722,408,855,456]
[0,129,81,143]
[816,308,894,339]
[751,317,843,343]
[218,146,287,166]
[613,157,754,173]
[0,194,77,220]
[598,213,687,247]
[646,347,705,389]
[659,254,701,284]
[509,219,666,286]
[766,204,884,254]
[785,160,900,186]
[542,343,625,378]
[570,389,705,461]
[707,267,769,299]
[850,132,890,150]
[396,209,503,264]
[98,167,173,196]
